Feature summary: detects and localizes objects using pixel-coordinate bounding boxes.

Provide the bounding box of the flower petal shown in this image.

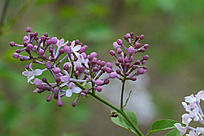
[22,70,33,77]
[72,87,81,94]
[34,69,43,76]
[196,90,204,101]
[27,75,34,83]
[174,123,187,135]
[60,82,67,87]
[182,113,192,125]
[71,40,75,48]
[66,89,72,97]
[185,94,196,103]
[33,78,42,86]
[63,62,72,68]
[73,45,81,52]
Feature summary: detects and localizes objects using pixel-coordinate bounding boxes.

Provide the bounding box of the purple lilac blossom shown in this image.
[10,27,118,107]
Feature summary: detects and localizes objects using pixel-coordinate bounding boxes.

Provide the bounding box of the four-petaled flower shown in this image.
[22,69,46,83]
[60,70,70,87]
[65,82,81,97]
[70,40,81,57]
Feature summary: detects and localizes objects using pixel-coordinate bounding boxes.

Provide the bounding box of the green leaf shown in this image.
[110,111,138,134]
[146,119,178,136]
[165,129,182,136]
[36,0,58,5]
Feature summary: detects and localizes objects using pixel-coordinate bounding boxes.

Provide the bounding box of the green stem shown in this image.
[120,79,126,110]
[75,82,144,136]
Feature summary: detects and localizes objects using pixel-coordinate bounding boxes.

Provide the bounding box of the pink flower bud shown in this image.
[90,52,97,58]
[46,61,52,69]
[106,62,112,68]
[40,36,46,41]
[124,57,129,63]
[118,57,123,63]
[54,67,60,74]
[130,76,137,81]
[113,42,120,50]
[34,32,38,36]
[104,79,110,84]
[95,79,103,86]
[135,43,141,48]
[109,72,117,78]
[46,95,52,102]
[44,32,48,37]
[106,67,112,73]
[63,46,71,54]
[24,36,28,41]
[57,99,63,107]
[38,49,44,56]
[144,44,149,49]
[117,39,123,45]
[56,77,61,83]
[128,46,135,55]
[132,65,137,70]
[63,64,69,71]
[96,86,102,92]
[117,48,122,54]
[100,61,106,67]
[143,55,149,60]
[109,50,116,56]
[59,49,64,54]
[27,43,33,50]
[124,33,131,40]
[26,26,31,32]
[137,68,145,74]
[51,37,57,44]
[9,41,15,47]
[140,34,144,40]
[13,53,19,59]
[135,60,140,65]
[46,40,52,45]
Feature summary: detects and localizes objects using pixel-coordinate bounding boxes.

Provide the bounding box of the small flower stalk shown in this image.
[175,90,204,136]
[10,27,149,108]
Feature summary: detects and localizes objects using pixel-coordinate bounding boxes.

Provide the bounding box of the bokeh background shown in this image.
[0,0,204,136]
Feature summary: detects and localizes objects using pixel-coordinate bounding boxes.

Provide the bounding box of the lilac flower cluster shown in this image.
[175,90,204,136]
[109,32,149,81]
[10,27,149,107]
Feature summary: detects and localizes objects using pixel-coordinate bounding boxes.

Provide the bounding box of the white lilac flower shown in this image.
[63,54,88,70]
[182,114,192,125]
[70,40,81,57]
[55,38,68,58]
[65,82,81,97]
[22,68,46,83]
[186,130,199,136]
[60,70,70,87]
[174,123,187,135]
[175,90,204,136]
[75,54,88,68]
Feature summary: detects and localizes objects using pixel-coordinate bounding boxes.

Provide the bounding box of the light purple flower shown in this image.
[60,70,70,87]
[70,40,81,57]
[174,123,187,135]
[65,82,81,97]
[175,90,204,136]
[22,68,46,83]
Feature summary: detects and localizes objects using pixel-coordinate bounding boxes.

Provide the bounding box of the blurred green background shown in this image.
[0,0,204,135]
